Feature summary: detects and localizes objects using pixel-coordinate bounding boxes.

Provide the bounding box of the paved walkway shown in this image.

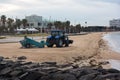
[0,32,88,43]
[0,36,45,43]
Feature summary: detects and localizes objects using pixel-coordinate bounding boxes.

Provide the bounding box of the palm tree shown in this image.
[1,15,6,33]
[64,21,70,33]
[7,18,14,33]
[1,15,6,26]
[15,19,21,29]
[54,21,62,30]
[75,24,81,33]
[47,22,53,30]
[22,19,27,29]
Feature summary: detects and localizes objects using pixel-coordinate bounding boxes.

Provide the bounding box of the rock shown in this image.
[17,56,27,60]
[4,57,10,59]
[89,59,98,66]
[72,64,79,69]
[40,62,57,67]
[68,68,82,78]
[52,73,77,80]
[13,78,21,80]
[77,68,98,77]
[79,73,99,80]
[21,62,32,65]
[0,56,4,61]
[0,56,120,80]
[40,75,52,80]
[96,68,108,74]
[26,67,41,72]
[19,71,42,80]
[5,60,15,67]
[98,61,109,65]
[69,68,99,78]
[19,72,29,79]
[107,68,120,73]
[0,63,6,70]
[58,63,72,68]
[93,73,120,80]
[10,70,23,77]
[28,63,40,68]
[72,56,83,62]
[41,67,59,74]
[41,62,57,65]
[41,73,77,80]
[0,67,12,76]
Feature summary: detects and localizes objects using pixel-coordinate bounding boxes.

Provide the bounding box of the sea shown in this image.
[103,32,120,71]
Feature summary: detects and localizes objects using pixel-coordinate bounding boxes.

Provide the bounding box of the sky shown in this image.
[0,0,120,26]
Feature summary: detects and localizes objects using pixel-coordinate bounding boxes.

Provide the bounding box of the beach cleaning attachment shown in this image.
[20,36,46,48]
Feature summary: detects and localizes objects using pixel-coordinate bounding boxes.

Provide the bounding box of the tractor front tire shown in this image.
[47,44,53,47]
[65,41,69,47]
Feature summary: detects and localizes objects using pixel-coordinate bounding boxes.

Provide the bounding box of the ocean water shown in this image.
[103,32,120,53]
[109,60,120,71]
[103,32,120,71]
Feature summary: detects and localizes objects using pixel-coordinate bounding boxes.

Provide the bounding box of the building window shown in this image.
[38,22,41,26]
[31,23,34,26]
[27,24,29,26]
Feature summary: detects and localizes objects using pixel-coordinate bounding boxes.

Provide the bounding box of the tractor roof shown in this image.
[51,30,65,32]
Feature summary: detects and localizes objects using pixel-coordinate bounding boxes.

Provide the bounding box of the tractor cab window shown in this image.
[51,31,59,36]
[51,31,64,36]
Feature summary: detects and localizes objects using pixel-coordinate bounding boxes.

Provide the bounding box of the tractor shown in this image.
[46,30,73,47]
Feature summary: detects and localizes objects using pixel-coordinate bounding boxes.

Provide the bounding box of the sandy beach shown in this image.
[0,32,120,65]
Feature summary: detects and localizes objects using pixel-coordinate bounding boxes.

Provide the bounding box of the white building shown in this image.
[109,19,120,27]
[25,15,48,28]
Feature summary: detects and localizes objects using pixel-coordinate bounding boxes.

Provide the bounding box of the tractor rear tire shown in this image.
[56,39,63,47]
[46,38,53,47]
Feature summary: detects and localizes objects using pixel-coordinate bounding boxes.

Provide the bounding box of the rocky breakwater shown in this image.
[0,56,120,80]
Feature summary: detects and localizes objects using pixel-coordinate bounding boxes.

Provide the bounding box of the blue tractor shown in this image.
[46,30,73,47]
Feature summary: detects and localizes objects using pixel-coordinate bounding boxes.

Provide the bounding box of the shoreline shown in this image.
[100,32,120,60]
[101,32,120,70]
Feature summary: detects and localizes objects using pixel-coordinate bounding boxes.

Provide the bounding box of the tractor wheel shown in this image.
[47,44,53,47]
[65,41,69,47]
[65,37,69,47]
[46,38,53,47]
[25,43,31,48]
[56,39,63,47]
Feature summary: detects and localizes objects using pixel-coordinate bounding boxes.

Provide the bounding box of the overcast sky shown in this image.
[0,0,120,26]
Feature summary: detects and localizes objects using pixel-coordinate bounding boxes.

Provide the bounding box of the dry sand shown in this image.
[0,32,120,65]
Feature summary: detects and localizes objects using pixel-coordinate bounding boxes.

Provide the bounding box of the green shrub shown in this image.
[0,36,6,39]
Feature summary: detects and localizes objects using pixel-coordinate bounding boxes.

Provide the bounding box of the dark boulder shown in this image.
[40,73,77,80]
[0,56,4,61]
[107,68,120,73]
[17,56,27,61]
[93,73,120,80]
[19,71,42,80]
[0,67,13,76]
[52,73,77,80]
[79,73,99,80]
